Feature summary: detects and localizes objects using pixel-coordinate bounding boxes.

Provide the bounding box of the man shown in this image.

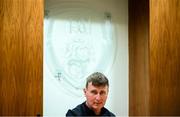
[66,72,115,116]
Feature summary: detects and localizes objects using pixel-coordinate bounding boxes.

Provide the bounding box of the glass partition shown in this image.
[44,0,128,116]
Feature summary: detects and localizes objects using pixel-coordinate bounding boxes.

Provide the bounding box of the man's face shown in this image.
[84,82,108,112]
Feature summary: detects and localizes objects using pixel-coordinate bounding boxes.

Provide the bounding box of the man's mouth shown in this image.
[94,102,102,105]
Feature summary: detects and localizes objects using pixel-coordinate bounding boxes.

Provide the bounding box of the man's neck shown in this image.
[85,102,101,115]
[94,109,101,115]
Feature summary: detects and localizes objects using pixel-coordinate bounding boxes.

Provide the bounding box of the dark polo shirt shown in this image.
[66,102,115,116]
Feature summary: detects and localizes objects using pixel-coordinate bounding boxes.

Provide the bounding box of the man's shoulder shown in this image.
[102,107,116,116]
[66,103,84,116]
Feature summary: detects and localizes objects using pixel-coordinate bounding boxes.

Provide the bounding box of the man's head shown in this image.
[84,72,109,114]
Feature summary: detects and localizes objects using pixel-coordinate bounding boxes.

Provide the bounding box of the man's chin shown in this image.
[92,105,102,110]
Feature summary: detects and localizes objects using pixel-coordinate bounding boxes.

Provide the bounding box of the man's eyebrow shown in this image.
[91,89,97,91]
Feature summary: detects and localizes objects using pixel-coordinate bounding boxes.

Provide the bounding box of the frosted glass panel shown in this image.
[44,6,116,96]
[44,0,128,116]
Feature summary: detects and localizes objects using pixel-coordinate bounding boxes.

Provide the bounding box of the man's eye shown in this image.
[100,91,106,95]
[91,90,97,94]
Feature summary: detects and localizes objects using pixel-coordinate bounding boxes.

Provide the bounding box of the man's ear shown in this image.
[83,88,86,95]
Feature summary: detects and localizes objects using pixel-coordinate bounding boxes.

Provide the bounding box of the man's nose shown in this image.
[95,94,101,100]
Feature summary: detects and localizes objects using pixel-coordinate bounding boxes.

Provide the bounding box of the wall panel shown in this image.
[150,0,180,115]
[0,0,43,115]
[129,0,149,115]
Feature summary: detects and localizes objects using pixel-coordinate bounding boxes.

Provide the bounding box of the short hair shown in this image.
[86,72,109,88]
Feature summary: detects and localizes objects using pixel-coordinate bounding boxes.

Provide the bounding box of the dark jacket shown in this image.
[66,102,115,116]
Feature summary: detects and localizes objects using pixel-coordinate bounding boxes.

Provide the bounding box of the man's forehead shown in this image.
[87,82,108,90]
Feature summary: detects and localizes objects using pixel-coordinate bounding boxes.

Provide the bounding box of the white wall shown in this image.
[44,0,128,116]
